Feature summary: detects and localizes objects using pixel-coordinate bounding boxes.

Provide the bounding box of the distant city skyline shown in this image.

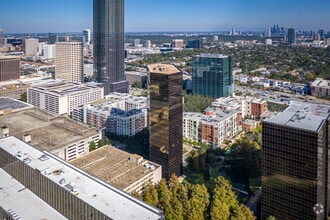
[0,0,330,33]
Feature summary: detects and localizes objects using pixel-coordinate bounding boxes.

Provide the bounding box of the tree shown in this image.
[89,141,96,152]
[19,92,27,102]
[143,182,158,206]
[231,205,256,220]
[210,198,230,220]
[131,81,142,89]
[104,136,110,145]
[98,139,105,148]
[189,184,210,220]
[266,216,277,220]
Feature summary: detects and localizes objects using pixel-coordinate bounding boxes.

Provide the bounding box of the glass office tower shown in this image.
[192,54,233,98]
[148,64,183,180]
[262,102,329,220]
[93,0,128,95]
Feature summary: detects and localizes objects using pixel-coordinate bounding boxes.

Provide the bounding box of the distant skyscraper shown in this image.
[148,64,183,180]
[0,29,4,46]
[132,39,140,47]
[192,54,234,98]
[23,38,39,56]
[266,27,271,37]
[213,35,218,42]
[142,40,151,48]
[48,33,58,44]
[262,102,330,220]
[83,29,91,45]
[43,44,56,59]
[186,39,200,49]
[287,28,296,44]
[172,39,184,48]
[231,27,236,35]
[55,42,83,83]
[319,29,325,39]
[0,56,20,82]
[93,0,128,94]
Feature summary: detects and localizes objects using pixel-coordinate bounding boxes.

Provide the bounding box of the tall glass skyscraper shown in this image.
[288,28,296,45]
[148,64,183,180]
[93,0,128,95]
[192,54,234,98]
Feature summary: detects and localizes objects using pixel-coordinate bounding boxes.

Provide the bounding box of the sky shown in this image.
[0,0,329,33]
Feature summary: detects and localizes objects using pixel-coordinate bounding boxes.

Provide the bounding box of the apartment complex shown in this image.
[148,64,183,180]
[93,0,128,94]
[28,82,104,115]
[262,101,330,220]
[72,92,147,136]
[71,145,161,194]
[183,108,241,148]
[55,42,83,83]
[0,108,101,161]
[192,54,234,98]
[0,136,164,220]
[0,56,20,82]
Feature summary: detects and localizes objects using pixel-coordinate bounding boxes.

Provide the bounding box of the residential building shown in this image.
[311,78,330,97]
[183,108,241,148]
[0,108,101,161]
[55,42,83,83]
[23,38,39,56]
[93,0,129,94]
[48,33,58,44]
[192,54,234,98]
[71,145,161,194]
[82,29,91,45]
[43,44,56,59]
[148,64,183,180]
[142,40,151,48]
[28,82,104,115]
[172,39,184,48]
[72,92,147,137]
[0,136,164,220]
[288,28,296,45]
[262,101,330,220]
[0,56,20,82]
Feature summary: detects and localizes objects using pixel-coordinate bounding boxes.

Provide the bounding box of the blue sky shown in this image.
[0,0,329,33]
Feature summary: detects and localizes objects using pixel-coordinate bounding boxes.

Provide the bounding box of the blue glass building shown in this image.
[192,54,234,98]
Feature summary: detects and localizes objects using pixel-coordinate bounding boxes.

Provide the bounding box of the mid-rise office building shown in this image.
[28,82,104,115]
[192,54,234,98]
[262,101,330,220]
[48,33,58,44]
[55,42,83,83]
[172,39,184,48]
[132,39,141,47]
[83,29,91,45]
[23,38,39,56]
[0,56,20,82]
[148,64,183,180]
[186,39,200,49]
[0,136,164,220]
[93,0,128,94]
[288,28,296,45]
[43,44,56,59]
[142,40,151,48]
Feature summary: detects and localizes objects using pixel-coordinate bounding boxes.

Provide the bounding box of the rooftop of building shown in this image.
[0,97,33,111]
[264,101,330,132]
[148,64,181,75]
[71,146,160,191]
[194,53,230,59]
[0,108,99,152]
[311,78,330,88]
[125,71,147,76]
[0,55,20,60]
[30,81,102,96]
[0,169,67,220]
[184,108,238,126]
[0,136,163,220]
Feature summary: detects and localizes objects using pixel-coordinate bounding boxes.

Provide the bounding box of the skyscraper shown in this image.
[0,56,20,82]
[93,0,128,95]
[148,64,183,180]
[192,54,234,98]
[48,33,58,44]
[55,42,83,83]
[288,28,296,44]
[0,29,4,47]
[23,38,39,56]
[262,102,329,220]
[83,29,91,45]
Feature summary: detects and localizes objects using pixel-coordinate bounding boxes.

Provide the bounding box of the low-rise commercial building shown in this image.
[310,78,330,97]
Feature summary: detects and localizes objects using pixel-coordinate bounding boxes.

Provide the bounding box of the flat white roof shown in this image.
[0,136,164,220]
[0,169,67,220]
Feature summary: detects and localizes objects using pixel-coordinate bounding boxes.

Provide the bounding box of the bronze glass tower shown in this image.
[262,102,330,220]
[93,0,128,95]
[148,64,183,180]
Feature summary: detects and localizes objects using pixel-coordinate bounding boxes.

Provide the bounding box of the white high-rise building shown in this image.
[55,42,83,83]
[24,38,39,56]
[43,44,56,59]
[83,29,91,45]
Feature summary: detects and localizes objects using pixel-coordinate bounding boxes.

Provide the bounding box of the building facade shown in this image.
[23,38,39,56]
[148,64,183,180]
[288,28,296,45]
[43,44,56,59]
[83,29,91,45]
[93,0,128,94]
[192,54,234,98]
[0,136,164,220]
[28,82,104,115]
[262,102,330,220]
[55,42,83,83]
[0,56,20,82]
